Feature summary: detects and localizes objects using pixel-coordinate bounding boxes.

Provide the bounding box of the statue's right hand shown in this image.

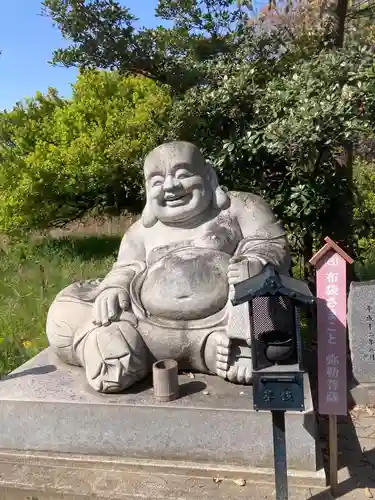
[92,288,130,327]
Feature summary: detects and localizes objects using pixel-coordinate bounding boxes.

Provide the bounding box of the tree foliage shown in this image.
[42,0,252,92]
[353,158,375,256]
[3,0,374,264]
[0,71,171,232]
[166,33,375,255]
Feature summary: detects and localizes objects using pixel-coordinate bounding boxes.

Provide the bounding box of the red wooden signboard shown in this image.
[310,237,353,416]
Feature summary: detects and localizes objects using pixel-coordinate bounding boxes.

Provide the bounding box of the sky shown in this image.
[0,0,263,112]
[0,0,162,111]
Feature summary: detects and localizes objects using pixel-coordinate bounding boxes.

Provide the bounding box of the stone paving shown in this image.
[311,404,375,500]
[201,403,375,500]
[173,403,375,500]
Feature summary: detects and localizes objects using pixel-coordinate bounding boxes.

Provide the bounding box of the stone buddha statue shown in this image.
[46,141,291,393]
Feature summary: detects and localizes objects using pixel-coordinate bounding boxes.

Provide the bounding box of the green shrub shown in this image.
[353,159,375,259]
[168,41,375,256]
[0,71,171,233]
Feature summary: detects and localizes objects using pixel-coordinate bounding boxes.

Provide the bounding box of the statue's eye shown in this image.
[176,171,192,180]
[151,177,164,187]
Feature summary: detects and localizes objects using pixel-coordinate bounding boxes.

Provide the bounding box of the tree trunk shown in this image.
[303,231,314,281]
[322,0,354,256]
[321,0,349,48]
[333,0,349,47]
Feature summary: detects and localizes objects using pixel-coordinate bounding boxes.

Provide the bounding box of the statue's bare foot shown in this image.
[215,333,231,378]
[204,331,231,379]
[226,340,253,385]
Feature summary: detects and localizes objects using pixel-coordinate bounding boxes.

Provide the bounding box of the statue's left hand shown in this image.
[227,257,263,285]
[92,288,130,327]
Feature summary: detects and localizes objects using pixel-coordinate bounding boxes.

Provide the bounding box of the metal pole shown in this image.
[272,410,288,500]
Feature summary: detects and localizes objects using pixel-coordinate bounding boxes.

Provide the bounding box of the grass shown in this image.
[0,235,120,375]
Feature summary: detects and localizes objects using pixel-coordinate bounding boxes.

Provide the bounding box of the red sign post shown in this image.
[310,236,353,495]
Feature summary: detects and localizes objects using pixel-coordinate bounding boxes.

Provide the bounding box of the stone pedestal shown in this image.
[350,382,375,406]
[0,349,325,498]
[348,281,375,405]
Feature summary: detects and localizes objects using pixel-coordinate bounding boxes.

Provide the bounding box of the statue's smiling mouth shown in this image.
[163,193,191,207]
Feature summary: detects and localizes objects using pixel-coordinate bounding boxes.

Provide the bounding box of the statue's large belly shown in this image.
[140,248,230,321]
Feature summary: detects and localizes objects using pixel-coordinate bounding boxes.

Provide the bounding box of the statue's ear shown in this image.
[205,162,230,210]
[141,201,158,228]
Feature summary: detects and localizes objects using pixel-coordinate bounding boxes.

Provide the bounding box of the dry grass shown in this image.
[47,214,138,238]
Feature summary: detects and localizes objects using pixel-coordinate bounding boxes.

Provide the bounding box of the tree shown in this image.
[243,0,375,266]
[0,71,171,232]
[245,0,369,48]
[166,29,375,268]
[41,0,375,268]
[42,0,252,93]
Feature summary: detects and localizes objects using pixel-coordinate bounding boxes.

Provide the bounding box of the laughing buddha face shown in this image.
[142,141,224,227]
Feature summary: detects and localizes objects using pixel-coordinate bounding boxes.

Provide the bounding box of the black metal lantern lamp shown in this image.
[231,264,315,500]
[231,264,315,412]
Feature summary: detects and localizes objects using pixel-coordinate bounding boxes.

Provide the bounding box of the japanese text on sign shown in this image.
[324,264,340,404]
[366,305,375,362]
[316,249,348,415]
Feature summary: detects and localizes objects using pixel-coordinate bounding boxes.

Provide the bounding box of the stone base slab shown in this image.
[0,349,324,490]
[0,449,327,500]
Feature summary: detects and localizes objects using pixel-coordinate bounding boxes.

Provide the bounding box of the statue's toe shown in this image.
[227,365,252,385]
[216,353,229,369]
[216,368,227,379]
[226,339,253,385]
[216,348,229,375]
[203,331,231,378]
[214,332,230,378]
[217,334,231,349]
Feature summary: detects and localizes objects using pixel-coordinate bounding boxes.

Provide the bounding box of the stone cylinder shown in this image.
[152,359,179,402]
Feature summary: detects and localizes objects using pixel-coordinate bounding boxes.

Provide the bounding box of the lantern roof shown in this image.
[231,264,315,307]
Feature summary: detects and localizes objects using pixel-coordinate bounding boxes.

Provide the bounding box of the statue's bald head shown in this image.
[144,141,206,179]
[141,141,229,227]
